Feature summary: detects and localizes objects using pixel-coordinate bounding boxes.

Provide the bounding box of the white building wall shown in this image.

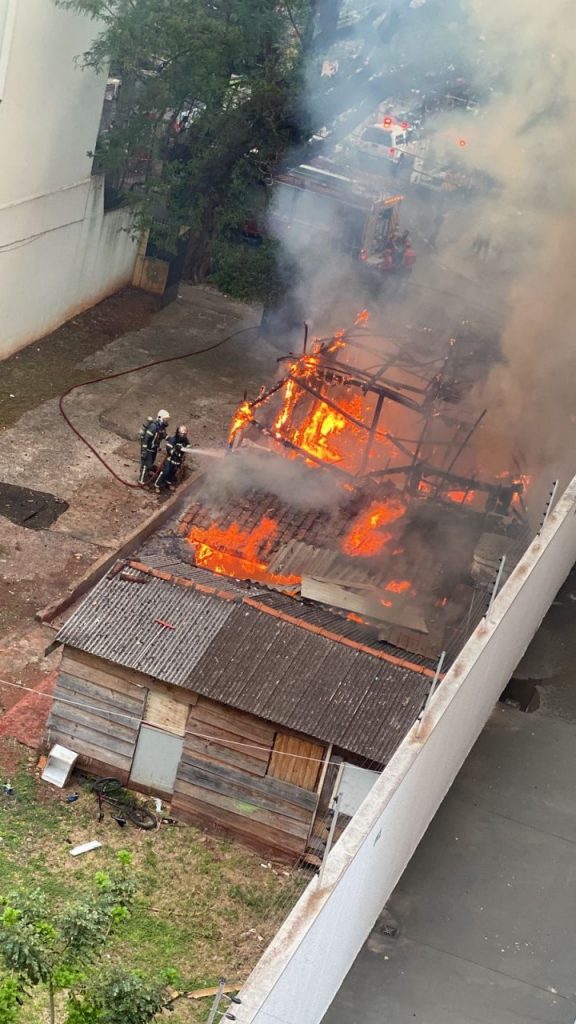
[238,475,576,1024]
[0,0,139,359]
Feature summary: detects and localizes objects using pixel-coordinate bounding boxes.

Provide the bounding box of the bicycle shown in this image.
[91,777,158,830]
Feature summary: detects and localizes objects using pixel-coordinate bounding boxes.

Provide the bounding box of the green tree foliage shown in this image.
[55,0,478,299]
[55,0,318,291]
[0,852,179,1024]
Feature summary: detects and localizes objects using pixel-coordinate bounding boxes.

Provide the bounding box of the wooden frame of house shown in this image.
[48,562,432,859]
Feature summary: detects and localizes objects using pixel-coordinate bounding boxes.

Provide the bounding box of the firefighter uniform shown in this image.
[139,410,170,484]
[154,426,190,491]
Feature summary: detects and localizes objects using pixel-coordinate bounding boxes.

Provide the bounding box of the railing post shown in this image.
[486,555,507,619]
[416,650,446,738]
[318,761,344,888]
[538,480,559,535]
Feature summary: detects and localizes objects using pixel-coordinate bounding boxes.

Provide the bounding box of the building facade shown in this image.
[0,0,139,359]
[48,560,431,860]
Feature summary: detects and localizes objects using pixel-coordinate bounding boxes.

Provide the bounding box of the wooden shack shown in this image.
[48,562,430,859]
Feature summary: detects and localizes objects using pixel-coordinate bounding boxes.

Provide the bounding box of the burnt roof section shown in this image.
[136,533,438,668]
[55,565,429,763]
[178,487,360,559]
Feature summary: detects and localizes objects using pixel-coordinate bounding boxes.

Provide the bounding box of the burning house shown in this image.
[48,317,529,860]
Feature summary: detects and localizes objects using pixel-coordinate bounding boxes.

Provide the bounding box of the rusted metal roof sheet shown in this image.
[56,567,428,763]
[267,539,391,587]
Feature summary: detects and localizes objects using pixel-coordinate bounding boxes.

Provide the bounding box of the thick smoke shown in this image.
[200,447,345,509]
[269,0,576,484]
[461,0,576,484]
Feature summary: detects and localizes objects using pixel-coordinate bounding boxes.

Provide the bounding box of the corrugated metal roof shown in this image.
[56,568,235,685]
[135,534,438,666]
[267,539,392,587]
[56,568,428,763]
[255,590,438,669]
[191,604,426,762]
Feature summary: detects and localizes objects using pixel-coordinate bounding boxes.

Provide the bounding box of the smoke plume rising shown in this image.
[200,446,345,509]
[269,0,576,487]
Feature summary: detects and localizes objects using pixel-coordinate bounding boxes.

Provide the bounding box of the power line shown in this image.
[0,675,358,769]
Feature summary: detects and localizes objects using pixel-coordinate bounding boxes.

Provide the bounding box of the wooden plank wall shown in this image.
[47,651,148,780]
[172,697,319,859]
[268,734,324,791]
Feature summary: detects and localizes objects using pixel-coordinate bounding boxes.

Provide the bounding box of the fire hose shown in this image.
[58,324,259,490]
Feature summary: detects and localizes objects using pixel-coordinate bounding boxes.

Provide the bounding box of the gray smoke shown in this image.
[200,447,346,509]
[269,0,576,484]
[461,0,576,484]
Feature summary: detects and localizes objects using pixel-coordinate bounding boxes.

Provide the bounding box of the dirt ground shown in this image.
[0,284,277,711]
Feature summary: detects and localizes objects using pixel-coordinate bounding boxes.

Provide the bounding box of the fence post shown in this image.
[538,480,559,535]
[207,978,227,1024]
[416,650,446,738]
[486,554,507,619]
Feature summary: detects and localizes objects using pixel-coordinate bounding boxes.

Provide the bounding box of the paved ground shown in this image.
[0,284,277,707]
[323,570,576,1024]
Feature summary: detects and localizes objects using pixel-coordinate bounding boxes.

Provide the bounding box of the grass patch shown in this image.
[0,750,308,1022]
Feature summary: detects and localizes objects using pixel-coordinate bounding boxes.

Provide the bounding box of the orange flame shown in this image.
[274,359,366,466]
[188,517,298,586]
[274,373,300,435]
[342,498,406,557]
[228,400,253,445]
[385,579,411,594]
[347,611,365,624]
[354,309,370,326]
[300,402,347,462]
[445,490,475,505]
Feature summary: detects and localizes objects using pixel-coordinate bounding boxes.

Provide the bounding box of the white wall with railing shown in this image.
[236,474,576,1024]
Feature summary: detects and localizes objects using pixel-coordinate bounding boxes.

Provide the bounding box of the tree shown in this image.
[0,851,179,1024]
[55,0,477,298]
[56,0,317,288]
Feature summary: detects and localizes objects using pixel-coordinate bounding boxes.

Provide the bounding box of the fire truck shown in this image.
[268,160,403,263]
[257,161,404,339]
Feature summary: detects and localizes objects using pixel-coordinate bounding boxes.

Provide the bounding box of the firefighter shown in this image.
[154,425,190,491]
[139,409,170,484]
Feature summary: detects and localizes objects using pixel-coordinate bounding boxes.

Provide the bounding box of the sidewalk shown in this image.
[0,284,274,707]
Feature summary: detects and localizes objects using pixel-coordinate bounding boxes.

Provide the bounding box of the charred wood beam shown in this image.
[311,354,428,396]
[287,370,423,414]
[359,392,385,476]
[419,463,524,496]
[248,419,358,482]
[435,408,487,496]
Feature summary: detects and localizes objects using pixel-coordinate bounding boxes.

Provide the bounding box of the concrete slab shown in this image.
[323,707,576,1023]
[326,936,571,1024]
[453,707,576,843]
[0,284,271,698]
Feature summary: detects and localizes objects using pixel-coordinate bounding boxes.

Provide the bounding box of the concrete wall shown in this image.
[0,0,104,203]
[0,0,139,358]
[238,475,576,1024]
